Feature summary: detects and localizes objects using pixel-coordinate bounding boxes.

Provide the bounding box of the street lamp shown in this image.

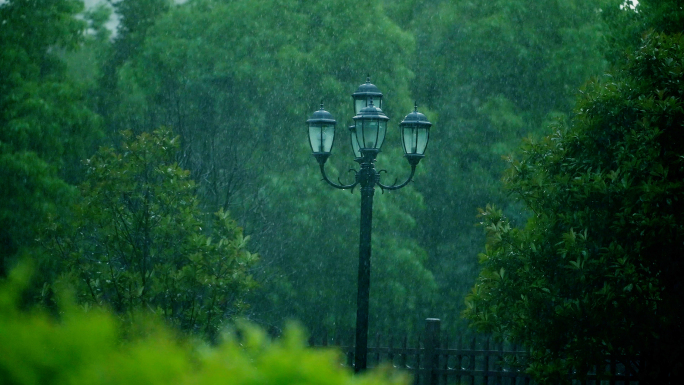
[306,77,432,372]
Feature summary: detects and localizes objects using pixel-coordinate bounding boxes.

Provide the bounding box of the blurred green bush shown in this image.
[0,263,409,385]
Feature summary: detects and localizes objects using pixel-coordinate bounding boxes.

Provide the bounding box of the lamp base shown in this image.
[405,154,424,166]
[312,153,331,165]
[359,149,380,163]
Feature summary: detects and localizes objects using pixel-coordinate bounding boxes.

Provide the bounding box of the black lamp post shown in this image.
[307,77,432,372]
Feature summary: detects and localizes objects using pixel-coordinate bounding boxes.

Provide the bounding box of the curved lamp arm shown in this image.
[377,164,416,191]
[319,162,359,190]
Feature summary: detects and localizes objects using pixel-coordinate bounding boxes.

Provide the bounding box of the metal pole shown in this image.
[354,159,375,373]
[314,148,418,373]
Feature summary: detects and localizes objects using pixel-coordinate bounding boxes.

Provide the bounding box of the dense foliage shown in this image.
[404,0,610,328]
[3,0,642,336]
[108,0,435,336]
[98,0,618,337]
[43,128,258,339]
[464,32,684,383]
[7,2,684,382]
[0,0,100,274]
[0,265,409,385]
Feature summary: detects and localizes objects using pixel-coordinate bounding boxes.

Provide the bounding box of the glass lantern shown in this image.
[353,100,389,151]
[399,103,431,164]
[307,104,337,162]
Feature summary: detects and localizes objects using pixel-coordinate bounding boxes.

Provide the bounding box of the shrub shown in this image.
[0,263,409,385]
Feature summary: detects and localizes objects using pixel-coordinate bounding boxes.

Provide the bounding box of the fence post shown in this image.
[483,337,490,385]
[423,318,441,385]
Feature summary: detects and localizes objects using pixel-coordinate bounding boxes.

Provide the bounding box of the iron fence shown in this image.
[308,318,639,385]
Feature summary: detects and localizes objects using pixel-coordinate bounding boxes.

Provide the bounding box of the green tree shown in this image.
[638,0,684,35]
[0,0,100,275]
[46,128,258,339]
[62,3,113,87]
[95,0,170,138]
[600,0,684,66]
[464,33,684,384]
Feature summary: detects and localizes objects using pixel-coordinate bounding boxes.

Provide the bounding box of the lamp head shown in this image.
[352,99,390,152]
[399,102,431,164]
[306,103,337,162]
[352,75,383,115]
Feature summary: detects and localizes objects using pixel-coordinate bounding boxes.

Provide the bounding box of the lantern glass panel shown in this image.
[402,125,417,154]
[354,97,383,115]
[377,120,387,149]
[416,127,429,155]
[321,124,334,153]
[355,99,366,115]
[308,124,335,153]
[363,120,379,149]
[355,120,366,148]
[309,124,322,152]
[350,126,361,158]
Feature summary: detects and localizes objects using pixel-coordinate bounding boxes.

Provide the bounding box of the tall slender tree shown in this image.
[0,0,100,274]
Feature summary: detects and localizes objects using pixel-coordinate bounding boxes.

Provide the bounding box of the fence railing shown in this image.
[308,318,640,385]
